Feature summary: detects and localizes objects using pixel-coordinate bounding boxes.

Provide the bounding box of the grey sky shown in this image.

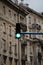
[18,0,43,12]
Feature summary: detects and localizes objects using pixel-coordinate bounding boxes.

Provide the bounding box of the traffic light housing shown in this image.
[15,23,21,39]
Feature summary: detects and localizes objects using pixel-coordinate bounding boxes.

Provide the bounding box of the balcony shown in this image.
[28,38,40,43]
[37,25,41,30]
[22,55,27,61]
[31,23,41,30]
[32,23,36,29]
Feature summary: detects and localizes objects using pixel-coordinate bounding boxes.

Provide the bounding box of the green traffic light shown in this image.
[15,33,21,39]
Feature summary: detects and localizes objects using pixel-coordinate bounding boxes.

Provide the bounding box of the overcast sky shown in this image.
[18,0,43,12]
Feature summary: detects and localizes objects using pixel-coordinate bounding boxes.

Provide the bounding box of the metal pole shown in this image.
[18,39,21,65]
[18,39,20,65]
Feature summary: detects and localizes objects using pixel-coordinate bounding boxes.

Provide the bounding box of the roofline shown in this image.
[26,7,43,18]
[19,4,43,18]
[0,0,29,16]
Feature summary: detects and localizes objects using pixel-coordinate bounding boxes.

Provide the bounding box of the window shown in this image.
[11,27,15,37]
[14,14,16,21]
[15,60,17,65]
[3,6,6,14]
[34,18,36,23]
[2,39,6,52]
[14,44,17,56]
[11,12,16,22]
[9,58,12,65]
[9,10,11,18]
[9,25,12,37]
[30,55,33,65]
[3,40,6,49]
[9,42,12,54]
[3,23,6,34]
[29,16,31,24]
[20,16,24,24]
[3,56,7,64]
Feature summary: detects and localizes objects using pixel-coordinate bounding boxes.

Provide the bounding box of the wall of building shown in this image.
[0,1,26,65]
[0,1,43,65]
[26,12,43,65]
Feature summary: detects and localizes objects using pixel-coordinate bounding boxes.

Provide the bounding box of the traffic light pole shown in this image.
[18,39,21,65]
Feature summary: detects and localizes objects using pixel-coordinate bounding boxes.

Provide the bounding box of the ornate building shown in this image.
[0,0,28,65]
[20,4,43,65]
[0,0,43,65]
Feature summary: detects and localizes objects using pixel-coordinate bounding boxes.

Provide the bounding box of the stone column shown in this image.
[18,39,21,65]
[32,44,37,65]
[27,42,30,65]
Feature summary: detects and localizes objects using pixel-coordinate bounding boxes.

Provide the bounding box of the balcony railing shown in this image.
[37,25,41,30]
[32,23,41,30]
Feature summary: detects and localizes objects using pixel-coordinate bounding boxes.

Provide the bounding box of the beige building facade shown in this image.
[0,0,28,65]
[26,6,43,65]
[0,0,43,65]
[19,3,43,65]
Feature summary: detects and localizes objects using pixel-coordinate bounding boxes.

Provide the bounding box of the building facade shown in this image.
[25,6,43,65]
[0,0,43,65]
[19,3,43,65]
[0,0,28,65]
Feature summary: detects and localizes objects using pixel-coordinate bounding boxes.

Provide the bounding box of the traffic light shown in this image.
[15,23,21,39]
